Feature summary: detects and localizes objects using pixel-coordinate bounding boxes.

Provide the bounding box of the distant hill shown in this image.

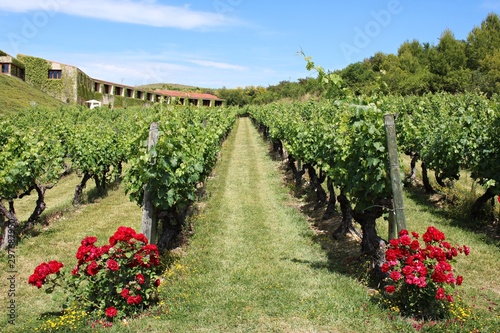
[137,83,217,95]
[0,75,64,117]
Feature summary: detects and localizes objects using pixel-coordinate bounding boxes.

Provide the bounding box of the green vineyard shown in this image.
[0,95,499,332]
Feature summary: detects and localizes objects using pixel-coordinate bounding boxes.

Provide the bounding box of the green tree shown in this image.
[341,60,377,95]
[466,13,500,70]
[429,30,470,93]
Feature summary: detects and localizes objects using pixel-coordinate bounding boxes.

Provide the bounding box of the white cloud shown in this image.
[188,59,248,71]
[0,0,238,29]
[29,49,296,88]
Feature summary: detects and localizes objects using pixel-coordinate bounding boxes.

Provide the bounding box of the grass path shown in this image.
[137,118,410,332]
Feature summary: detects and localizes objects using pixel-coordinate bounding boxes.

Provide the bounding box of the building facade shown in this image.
[0,51,25,80]
[0,51,224,108]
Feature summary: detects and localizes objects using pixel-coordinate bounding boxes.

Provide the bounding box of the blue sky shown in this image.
[0,0,499,88]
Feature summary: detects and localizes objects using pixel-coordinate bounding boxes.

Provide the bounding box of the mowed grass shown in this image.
[0,75,64,117]
[118,118,411,332]
[0,117,498,332]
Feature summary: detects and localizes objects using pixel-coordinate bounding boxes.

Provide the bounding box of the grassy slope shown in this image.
[0,75,64,117]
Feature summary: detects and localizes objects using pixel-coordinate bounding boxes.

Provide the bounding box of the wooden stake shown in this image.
[141,122,159,244]
[384,114,406,238]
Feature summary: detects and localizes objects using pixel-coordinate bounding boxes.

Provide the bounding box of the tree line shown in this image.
[217,13,500,106]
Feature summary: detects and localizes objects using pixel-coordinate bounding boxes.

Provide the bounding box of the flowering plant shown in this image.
[379,226,470,319]
[28,226,162,320]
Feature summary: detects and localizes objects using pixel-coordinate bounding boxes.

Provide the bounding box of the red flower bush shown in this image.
[28,226,162,320]
[379,226,469,319]
[28,260,64,289]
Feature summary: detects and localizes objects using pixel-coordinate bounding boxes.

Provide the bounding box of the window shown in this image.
[48,70,62,79]
[103,84,111,94]
[1,63,9,73]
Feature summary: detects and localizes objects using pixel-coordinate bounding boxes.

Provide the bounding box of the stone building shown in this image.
[0,51,224,108]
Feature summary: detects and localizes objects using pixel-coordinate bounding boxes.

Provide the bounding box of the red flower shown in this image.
[154,279,161,287]
[399,229,409,237]
[423,226,445,243]
[411,231,419,239]
[431,270,447,283]
[463,245,470,256]
[498,195,500,204]
[111,226,137,245]
[35,262,51,278]
[134,233,149,244]
[390,271,402,281]
[48,260,64,274]
[86,261,100,276]
[28,261,64,288]
[105,306,117,318]
[385,248,399,262]
[136,273,145,284]
[435,287,446,300]
[71,266,79,276]
[410,240,420,251]
[120,288,130,299]
[385,285,395,294]
[456,275,463,286]
[106,259,119,271]
[28,274,42,288]
[127,295,142,305]
[400,235,411,246]
[81,236,97,246]
[389,239,399,247]
[402,265,414,276]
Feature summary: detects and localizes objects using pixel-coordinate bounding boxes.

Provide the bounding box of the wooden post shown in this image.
[141,122,159,244]
[384,114,406,239]
[387,206,397,240]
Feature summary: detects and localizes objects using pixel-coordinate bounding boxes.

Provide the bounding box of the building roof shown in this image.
[155,89,222,101]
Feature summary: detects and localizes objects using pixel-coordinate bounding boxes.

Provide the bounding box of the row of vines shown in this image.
[0,104,237,251]
[249,92,500,260]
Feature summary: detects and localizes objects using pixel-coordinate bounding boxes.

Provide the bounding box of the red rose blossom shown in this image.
[390,271,402,281]
[48,260,64,274]
[121,288,130,299]
[81,236,97,246]
[127,295,142,305]
[435,287,446,300]
[136,273,145,284]
[106,259,119,271]
[105,306,117,318]
[385,285,395,294]
[86,261,100,276]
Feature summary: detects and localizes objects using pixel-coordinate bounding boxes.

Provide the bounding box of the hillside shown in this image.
[0,75,64,117]
[138,82,217,95]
